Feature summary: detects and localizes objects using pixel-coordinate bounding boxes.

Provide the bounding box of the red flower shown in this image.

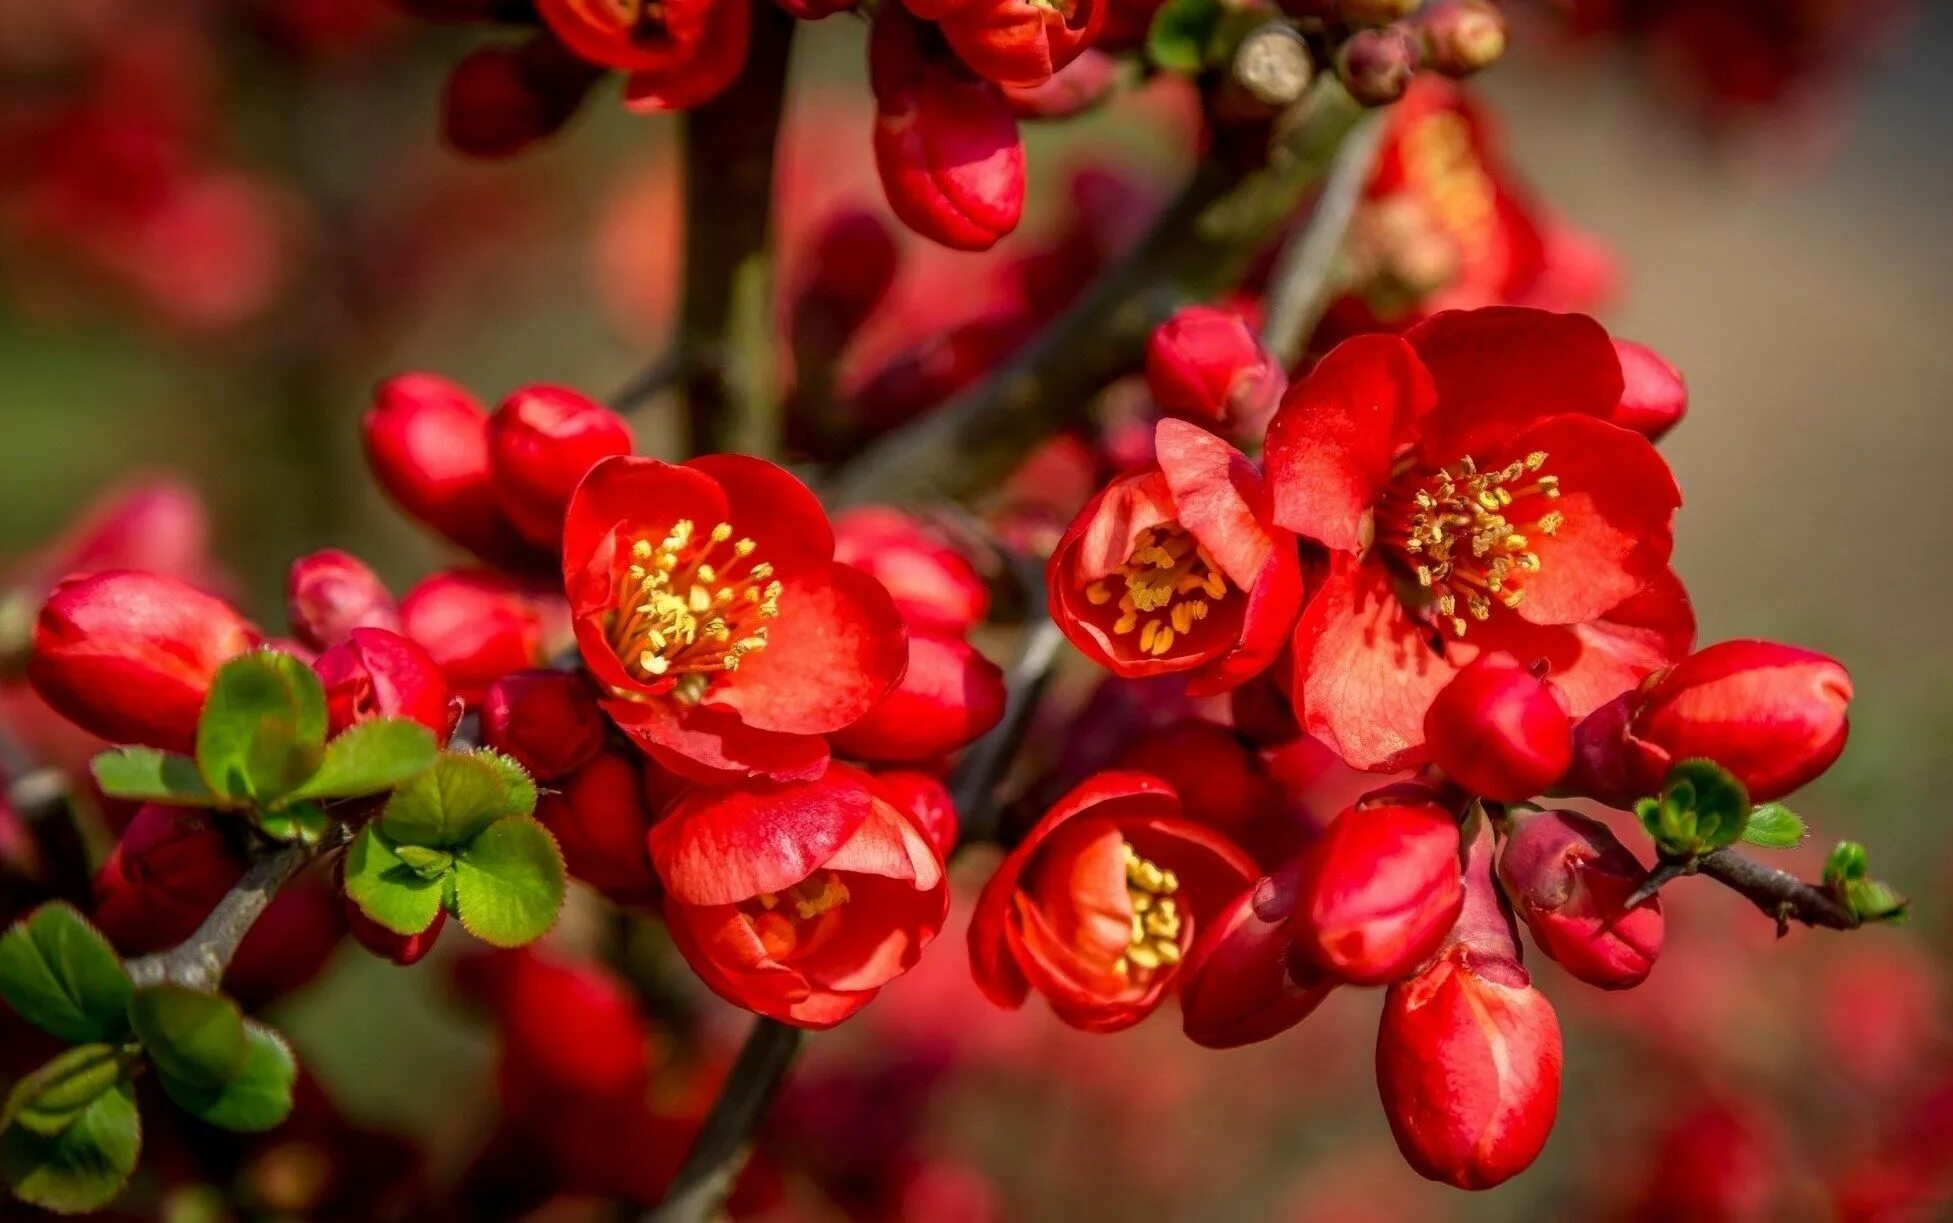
[1496,808,1662,990]
[345,891,446,966]
[313,627,455,739]
[482,669,607,782]
[650,765,948,1027]
[1422,653,1572,802]
[399,569,568,706]
[832,507,989,635]
[286,549,400,652]
[619,0,751,112]
[539,750,660,904]
[29,569,260,753]
[870,7,1025,252]
[488,385,634,549]
[536,0,717,73]
[863,769,960,860]
[1267,307,1686,770]
[1145,306,1286,438]
[828,630,1005,763]
[968,770,1258,1032]
[1110,719,1297,868]
[1178,862,1335,1049]
[1049,418,1304,696]
[563,455,907,783]
[904,0,1104,88]
[1288,800,1464,985]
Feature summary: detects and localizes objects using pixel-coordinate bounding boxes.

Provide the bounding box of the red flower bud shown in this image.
[286,549,400,651]
[865,769,960,860]
[651,765,948,1028]
[1336,25,1420,106]
[1607,338,1688,443]
[969,771,1258,1032]
[538,751,659,903]
[1179,862,1335,1048]
[1145,306,1286,436]
[345,891,445,966]
[93,805,248,954]
[1496,809,1662,989]
[828,631,1006,763]
[399,569,566,705]
[1422,654,1572,802]
[313,627,454,739]
[1376,822,1561,1189]
[1591,639,1853,804]
[490,949,654,1098]
[832,507,990,635]
[488,385,634,548]
[916,0,1105,89]
[871,9,1025,251]
[363,373,532,563]
[790,210,900,365]
[1410,0,1506,78]
[482,669,606,781]
[442,36,602,159]
[538,0,714,72]
[29,570,259,752]
[1289,801,1464,985]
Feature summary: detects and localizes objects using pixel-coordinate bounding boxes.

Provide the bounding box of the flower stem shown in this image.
[646,1015,805,1223]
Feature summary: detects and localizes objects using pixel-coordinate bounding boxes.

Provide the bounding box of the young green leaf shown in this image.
[195,651,329,806]
[155,1022,296,1133]
[1,1045,128,1139]
[472,749,537,818]
[1740,803,1806,849]
[1665,760,1749,851]
[282,718,439,806]
[126,986,247,1096]
[342,826,445,937]
[0,1081,140,1214]
[1824,841,1909,924]
[1147,0,1221,74]
[379,752,520,849]
[257,803,333,845]
[89,748,216,807]
[0,903,133,1045]
[450,816,567,949]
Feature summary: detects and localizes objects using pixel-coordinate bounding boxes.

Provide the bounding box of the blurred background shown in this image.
[2,0,1950,1218]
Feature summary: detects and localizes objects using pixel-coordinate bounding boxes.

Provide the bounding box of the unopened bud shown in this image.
[1608,338,1689,442]
[1497,809,1663,989]
[442,34,600,160]
[1423,654,1572,802]
[1288,801,1463,985]
[286,549,399,651]
[1413,0,1506,78]
[1337,25,1420,106]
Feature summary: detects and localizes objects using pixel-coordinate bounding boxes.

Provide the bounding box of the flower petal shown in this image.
[684,453,837,563]
[606,695,830,784]
[1407,307,1622,462]
[562,457,729,613]
[649,772,874,905]
[1154,418,1272,588]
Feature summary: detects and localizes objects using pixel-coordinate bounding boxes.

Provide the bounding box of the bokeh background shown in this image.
[3,0,1950,1218]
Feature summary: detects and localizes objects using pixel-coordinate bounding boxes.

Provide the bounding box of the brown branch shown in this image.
[1695,847,1858,935]
[1258,108,1387,366]
[825,81,1365,509]
[647,1016,805,1223]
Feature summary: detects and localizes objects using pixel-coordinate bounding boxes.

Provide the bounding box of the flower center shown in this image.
[1081,524,1229,658]
[604,518,782,698]
[742,872,852,961]
[1376,451,1563,638]
[1117,843,1184,978]
[1402,110,1497,261]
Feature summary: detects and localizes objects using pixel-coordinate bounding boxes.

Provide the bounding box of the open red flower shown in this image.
[1050,418,1303,697]
[903,0,1104,88]
[1267,307,1686,770]
[650,764,947,1028]
[536,0,717,73]
[564,455,908,782]
[968,770,1258,1032]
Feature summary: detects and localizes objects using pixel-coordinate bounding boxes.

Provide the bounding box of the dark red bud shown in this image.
[488,385,633,548]
[1145,306,1287,436]
[539,751,659,903]
[345,893,446,966]
[1497,809,1663,989]
[94,805,248,955]
[1336,25,1420,106]
[791,210,900,363]
[1608,338,1688,443]
[286,549,400,651]
[1423,653,1572,802]
[1180,861,1335,1048]
[481,669,606,782]
[442,35,601,160]
[363,373,532,564]
[313,627,454,739]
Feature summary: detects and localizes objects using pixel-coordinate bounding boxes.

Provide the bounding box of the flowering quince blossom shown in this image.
[1267,306,1689,770]
[564,454,908,782]
[969,770,1259,1032]
[900,0,1105,88]
[650,764,949,1027]
[1049,417,1304,696]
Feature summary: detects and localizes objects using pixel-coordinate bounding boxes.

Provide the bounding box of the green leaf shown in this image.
[0,904,132,1045]
[157,1022,296,1133]
[282,718,438,806]
[1667,760,1749,850]
[1,1046,129,1139]
[1824,841,1909,924]
[126,987,246,1096]
[395,844,454,879]
[1147,0,1221,74]
[1824,840,1869,888]
[89,748,216,807]
[1740,803,1806,849]
[450,816,566,949]
[380,752,518,849]
[257,803,333,845]
[195,651,328,806]
[0,1080,139,1214]
[473,750,537,818]
[342,826,445,937]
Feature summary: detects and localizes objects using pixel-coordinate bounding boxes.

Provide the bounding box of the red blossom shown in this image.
[1049,418,1304,696]
[828,630,1006,764]
[286,549,401,652]
[1267,307,1686,770]
[968,770,1257,1032]
[313,627,456,739]
[563,455,906,782]
[1288,800,1464,986]
[650,765,948,1028]
[399,569,568,706]
[362,373,538,565]
[1608,337,1689,442]
[1422,653,1573,801]
[536,0,717,73]
[1496,808,1663,990]
[1178,861,1335,1049]
[539,750,661,904]
[832,507,990,635]
[864,769,961,860]
[28,569,260,753]
[619,0,752,112]
[905,0,1105,88]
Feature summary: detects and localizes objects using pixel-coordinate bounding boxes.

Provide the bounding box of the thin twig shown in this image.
[647,1016,805,1223]
[1258,110,1387,367]
[1696,847,1858,935]
[611,347,688,414]
[125,831,343,992]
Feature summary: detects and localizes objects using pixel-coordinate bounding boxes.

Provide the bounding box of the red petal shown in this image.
[1186,545,1304,698]
[707,560,909,735]
[1066,470,1177,583]
[662,899,878,1029]
[606,695,830,784]
[1267,333,1434,553]
[797,871,948,994]
[1408,308,1622,462]
[1291,557,1461,771]
[1469,567,1695,718]
[1506,414,1679,626]
[562,457,729,613]
[1154,418,1271,588]
[684,453,837,564]
[619,0,750,112]
[649,772,874,905]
